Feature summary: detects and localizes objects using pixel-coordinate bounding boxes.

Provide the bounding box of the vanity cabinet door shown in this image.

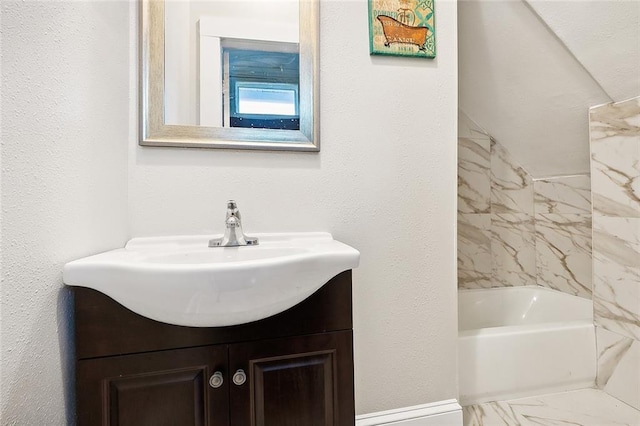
[76,345,229,426]
[228,331,354,426]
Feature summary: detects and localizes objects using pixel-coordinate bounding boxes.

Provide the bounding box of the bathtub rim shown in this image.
[458,284,592,299]
[458,285,594,333]
[459,319,594,338]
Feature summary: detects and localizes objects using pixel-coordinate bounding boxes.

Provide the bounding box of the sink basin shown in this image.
[63,232,360,327]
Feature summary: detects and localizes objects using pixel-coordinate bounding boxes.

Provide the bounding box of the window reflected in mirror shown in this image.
[224,46,300,130]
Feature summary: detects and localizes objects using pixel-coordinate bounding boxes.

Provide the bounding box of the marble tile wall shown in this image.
[491,213,536,287]
[491,141,534,216]
[458,113,537,290]
[490,140,537,288]
[534,176,592,298]
[590,97,640,410]
[458,213,492,288]
[596,327,640,410]
[458,135,491,214]
[458,112,592,296]
[458,113,494,289]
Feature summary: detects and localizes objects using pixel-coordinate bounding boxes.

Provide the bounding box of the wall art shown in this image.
[368,0,436,58]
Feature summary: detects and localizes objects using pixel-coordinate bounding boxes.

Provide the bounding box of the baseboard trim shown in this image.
[356,399,463,426]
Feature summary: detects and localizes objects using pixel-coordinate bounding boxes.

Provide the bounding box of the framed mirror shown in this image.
[140,0,319,151]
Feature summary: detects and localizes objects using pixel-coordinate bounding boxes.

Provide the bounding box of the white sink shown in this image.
[63,232,360,327]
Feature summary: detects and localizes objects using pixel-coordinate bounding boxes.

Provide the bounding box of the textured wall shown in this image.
[1,1,130,423]
[1,0,459,419]
[591,97,640,410]
[129,0,459,414]
[527,0,640,102]
[458,113,592,298]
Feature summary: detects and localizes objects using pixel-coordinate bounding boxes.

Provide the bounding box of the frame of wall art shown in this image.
[368,0,436,58]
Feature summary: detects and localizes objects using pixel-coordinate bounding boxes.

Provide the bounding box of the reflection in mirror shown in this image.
[225,46,300,130]
[141,0,319,151]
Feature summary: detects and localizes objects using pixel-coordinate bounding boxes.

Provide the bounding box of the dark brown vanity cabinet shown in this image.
[73,271,355,426]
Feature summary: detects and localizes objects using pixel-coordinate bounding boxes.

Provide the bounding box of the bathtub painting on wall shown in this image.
[368,0,436,58]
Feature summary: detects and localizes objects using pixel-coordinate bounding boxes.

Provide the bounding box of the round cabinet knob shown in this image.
[232,369,247,386]
[209,371,224,388]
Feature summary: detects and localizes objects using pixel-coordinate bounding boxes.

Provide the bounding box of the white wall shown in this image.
[0,18,3,422]
[130,0,459,414]
[459,0,611,179]
[527,0,640,103]
[1,1,130,424]
[1,0,458,421]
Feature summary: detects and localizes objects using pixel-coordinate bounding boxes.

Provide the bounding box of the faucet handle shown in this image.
[226,200,241,222]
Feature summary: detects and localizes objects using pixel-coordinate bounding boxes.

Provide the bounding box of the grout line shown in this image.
[531,173,591,182]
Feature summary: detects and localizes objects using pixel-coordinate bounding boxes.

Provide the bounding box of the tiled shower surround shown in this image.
[458,113,593,298]
[590,97,640,410]
[458,102,639,415]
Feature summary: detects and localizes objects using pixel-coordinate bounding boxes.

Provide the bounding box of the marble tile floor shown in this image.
[463,388,640,426]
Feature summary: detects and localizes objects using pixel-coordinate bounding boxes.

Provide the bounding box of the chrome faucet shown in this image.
[209,200,259,247]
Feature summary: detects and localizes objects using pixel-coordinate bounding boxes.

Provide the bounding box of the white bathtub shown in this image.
[458,286,596,405]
